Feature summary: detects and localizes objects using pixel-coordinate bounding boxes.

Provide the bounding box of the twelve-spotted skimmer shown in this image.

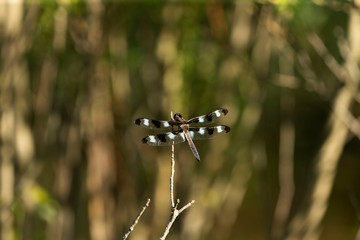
[135,108,231,161]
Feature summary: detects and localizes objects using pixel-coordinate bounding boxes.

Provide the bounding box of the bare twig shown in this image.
[170,111,175,208]
[160,199,195,240]
[170,143,175,208]
[308,33,348,84]
[121,198,151,240]
[159,111,195,240]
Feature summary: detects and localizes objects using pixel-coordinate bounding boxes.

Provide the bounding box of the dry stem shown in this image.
[160,199,195,240]
[160,113,195,240]
[170,143,175,208]
[121,198,151,240]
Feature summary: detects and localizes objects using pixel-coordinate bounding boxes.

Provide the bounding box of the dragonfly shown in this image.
[134,108,231,161]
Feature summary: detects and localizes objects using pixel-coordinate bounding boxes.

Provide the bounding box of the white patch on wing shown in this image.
[143,119,150,126]
[198,117,205,123]
[215,110,221,117]
[216,126,224,133]
[198,128,206,135]
[180,133,186,141]
[148,135,156,143]
[163,122,170,127]
[168,133,176,140]
[189,131,195,138]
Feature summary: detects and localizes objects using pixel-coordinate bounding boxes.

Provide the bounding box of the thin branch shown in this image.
[178,199,196,214]
[121,198,151,240]
[160,199,195,240]
[170,111,175,208]
[170,143,175,208]
[160,111,195,240]
[308,33,348,84]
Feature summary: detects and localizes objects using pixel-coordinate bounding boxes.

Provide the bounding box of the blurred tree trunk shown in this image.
[46,5,76,240]
[0,1,36,240]
[285,2,360,239]
[84,1,117,240]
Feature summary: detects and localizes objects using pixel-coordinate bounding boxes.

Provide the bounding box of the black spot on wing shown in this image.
[152,120,161,128]
[157,134,167,142]
[206,113,213,122]
[207,127,214,135]
[191,127,200,132]
[224,126,231,133]
[191,118,199,123]
[221,108,229,115]
[135,118,142,125]
[141,137,148,144]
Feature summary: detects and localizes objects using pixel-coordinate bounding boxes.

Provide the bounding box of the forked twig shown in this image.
[121,198,151,240]
[160,199,195,240]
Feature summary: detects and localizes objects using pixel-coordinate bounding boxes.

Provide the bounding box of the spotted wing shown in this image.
[186,108,229,127]
[134,118,177,130]
[189,125,231,140]
[141,130,186,146]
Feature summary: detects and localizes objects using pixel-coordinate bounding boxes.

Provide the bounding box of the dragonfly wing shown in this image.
[187,108,228,127]
[189,125,231,140]
[135,118,176,130]
[141,130,186,146]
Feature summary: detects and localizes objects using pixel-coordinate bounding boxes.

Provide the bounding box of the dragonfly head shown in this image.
[173,113,183,121]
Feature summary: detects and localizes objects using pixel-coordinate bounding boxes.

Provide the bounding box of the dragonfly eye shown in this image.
[174,113,182,120]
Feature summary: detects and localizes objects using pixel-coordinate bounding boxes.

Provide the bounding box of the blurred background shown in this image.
[1,1,360,240]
